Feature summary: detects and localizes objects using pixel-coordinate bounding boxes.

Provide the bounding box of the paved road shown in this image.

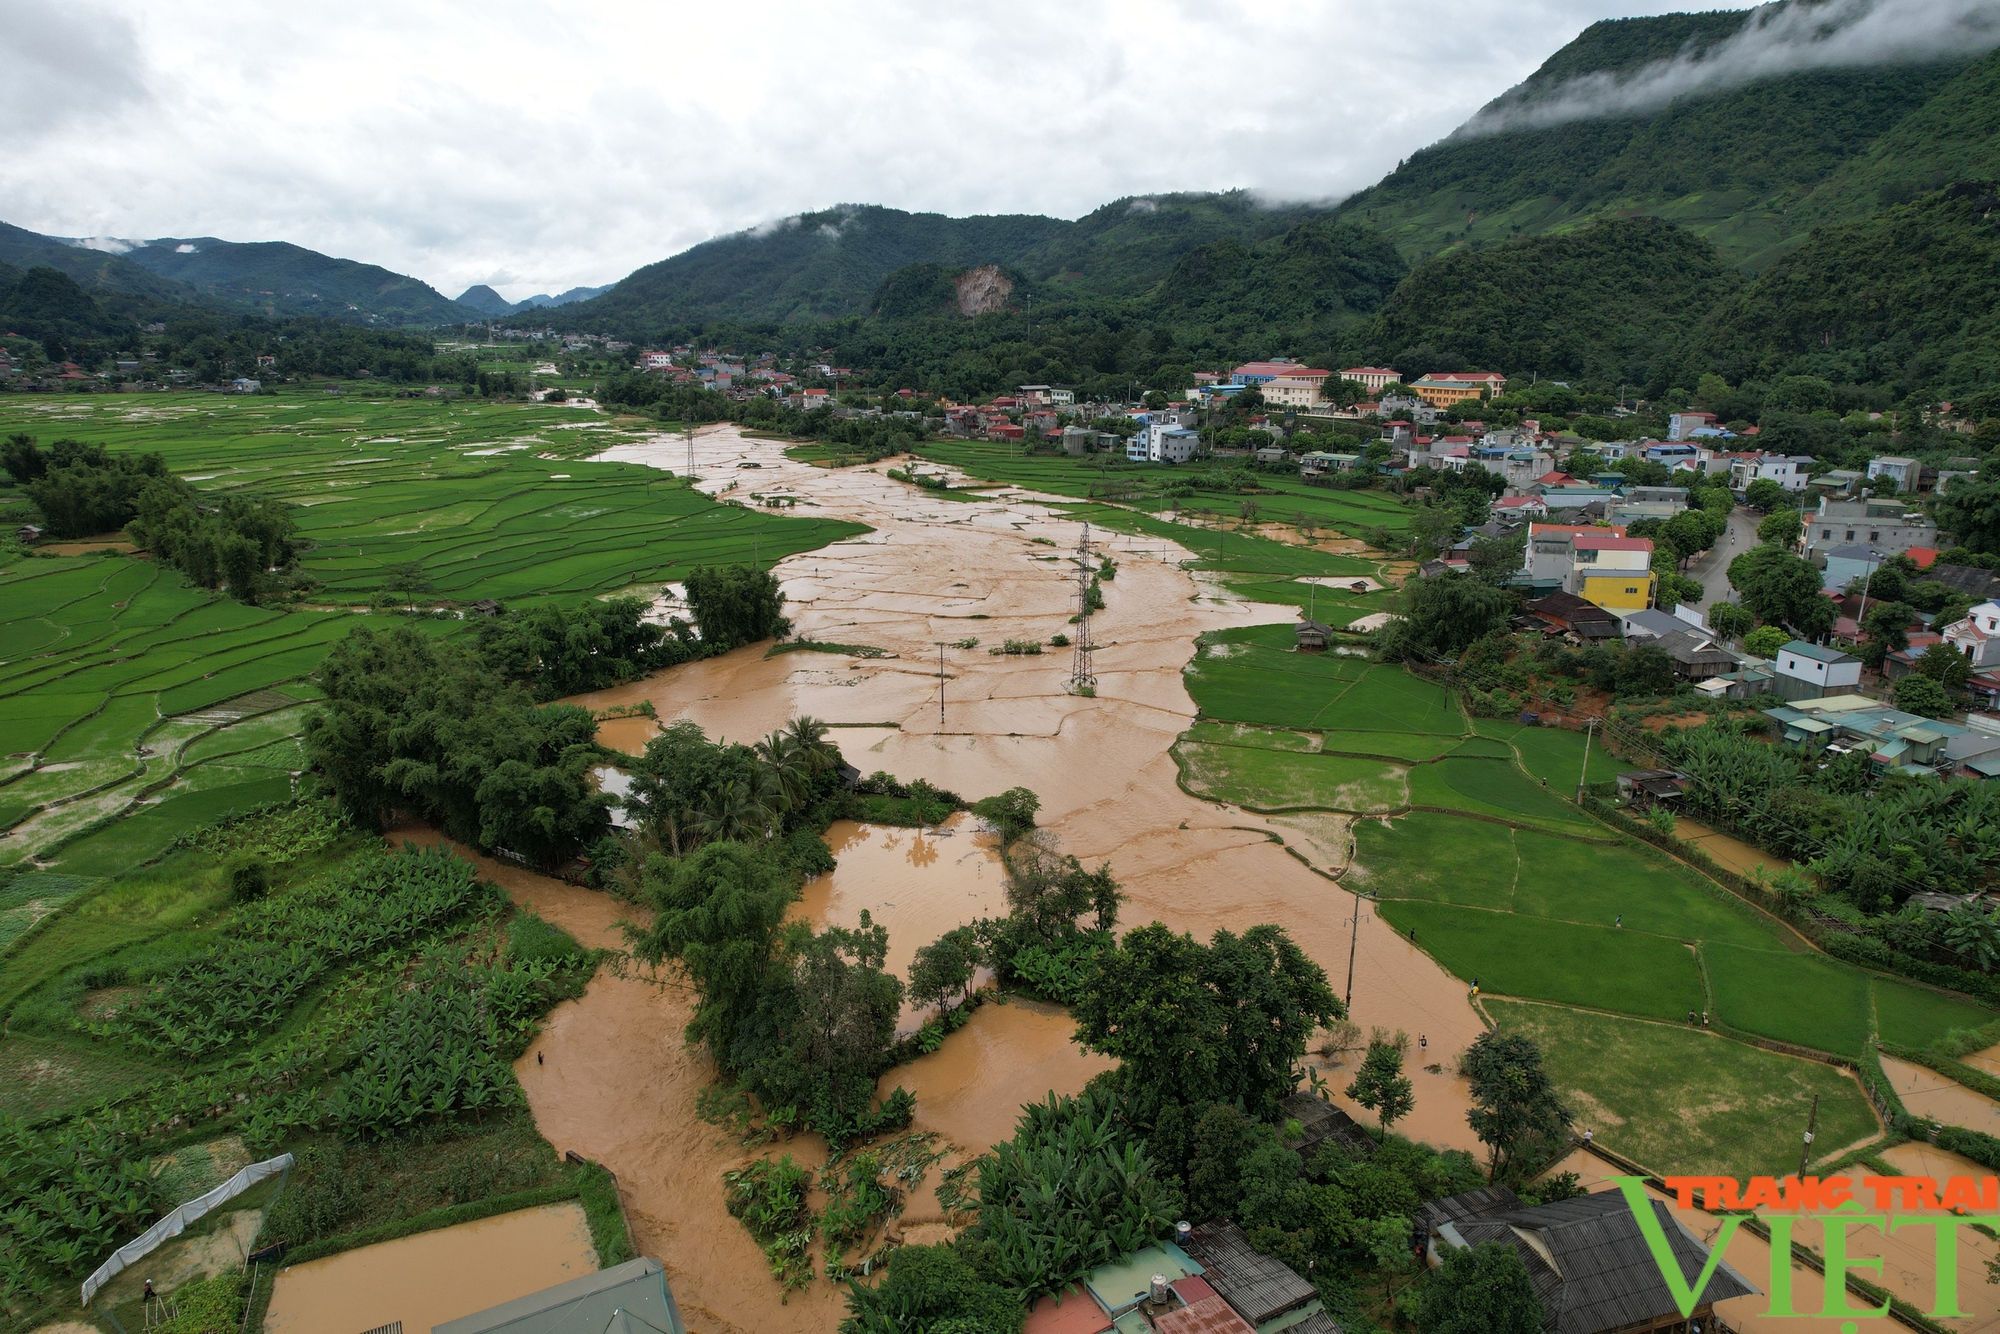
[1685,504,1760,625]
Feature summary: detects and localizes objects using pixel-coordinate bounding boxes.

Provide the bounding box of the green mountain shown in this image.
[533,192,1329,330]
[1332,11,1974,271]
[118,237,475,324]
[1673,183,2000,400]
[1150,217,1407,340]
[1368,215,1740,386]
[0,222,194,304]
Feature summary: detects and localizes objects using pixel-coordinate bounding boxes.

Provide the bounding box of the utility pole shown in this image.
[932,641,953,727]
[1345,889,1362,1011]
[1071,524,1097,690]
[1576,719,1595,803]
[1798,1093,1820,1178]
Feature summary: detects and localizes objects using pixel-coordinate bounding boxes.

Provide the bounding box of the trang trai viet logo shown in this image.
[1615,1173,2000,1324]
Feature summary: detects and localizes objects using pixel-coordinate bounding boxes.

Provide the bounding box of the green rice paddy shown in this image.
[1179,603,1999,1171]
[1486,1001,1882,1179]
[0,393,869,871]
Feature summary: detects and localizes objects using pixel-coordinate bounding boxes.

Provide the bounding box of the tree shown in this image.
[1416,1241,1545,1334]
[1744,478,1786,512]
[385,561,433,612]
[1073,922,1341,1121]
[685,563,791,649]
[908,925,981,1014]
[1367,1214,1419,1303]
[1893,673,1956,720]
[1709,601,1754,641]
[1862,600,1916,655]
[1457,531,1519,584]
[1654,570,1703,610]
[1728,544,1831,634]
[625,840,798,1058]
[1461,1030,1570,1180]
[1934,475,2000,553]
[1757,508,1802,547]
[1916,642,1974,690]
[840,1243,1024,1334]
[1347,1032,1415,1135]
[1614,643,1676,697]
[972,787,1040,846]
[1377,572,1513,662]
[1942,905,2000,973]
[1409,505,1462,557]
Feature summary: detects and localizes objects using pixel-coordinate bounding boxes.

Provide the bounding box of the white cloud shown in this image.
[1461,0,2000,137]
[0,0,1673,301]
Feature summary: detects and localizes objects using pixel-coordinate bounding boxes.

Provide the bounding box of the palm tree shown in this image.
[785,715,838,776]
[755,731,808,814]
[694,780,771,844]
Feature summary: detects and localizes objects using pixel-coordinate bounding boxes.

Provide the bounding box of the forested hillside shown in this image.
[1368,217,1740,388]
[117,237,476,324]
[1672,183,2000,401]
[535,193,1330,330]
[0,221,478,327]
[1331,12,1970,270]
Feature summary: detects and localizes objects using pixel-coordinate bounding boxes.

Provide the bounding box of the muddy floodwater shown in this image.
[792,816,1004,1025]
[1880,1053,2000,1132]
[1673,818,1795,879]
[519,424,1493,1331]
[262,1202,597,1334]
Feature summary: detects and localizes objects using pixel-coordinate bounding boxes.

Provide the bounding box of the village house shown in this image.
[1420,1187,1758,1334]
[1772,640,1862,701]
[1525,590,1621,641]
[1728,451,1814,492]
[1566,533,1655,611]
[1867,455,1923,493]
[1944,600,2000,669]
[1666,410,1718,440]
[1803,496,1939,560]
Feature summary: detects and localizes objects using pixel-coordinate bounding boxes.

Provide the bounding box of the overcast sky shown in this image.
[4,1,1693,301]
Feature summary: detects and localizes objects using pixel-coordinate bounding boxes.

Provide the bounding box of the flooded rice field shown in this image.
[1880,1053,2000,1132]
[478,424,1498,1330]
[262,1202,597,1334]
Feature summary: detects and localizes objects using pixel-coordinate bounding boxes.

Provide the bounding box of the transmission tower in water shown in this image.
[1070,523,1096,690]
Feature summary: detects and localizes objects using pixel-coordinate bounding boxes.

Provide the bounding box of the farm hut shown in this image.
[1615,769,1685,809]
[16,524,42,544]
[1182,1221,1320,1329]
[433,1256,686,1334]
[468,599,502,616]
[1525,592,1619,642]
[1419,1188,1757,1334]
[1295,619,1331,651]
[1279,1091,1376,1160]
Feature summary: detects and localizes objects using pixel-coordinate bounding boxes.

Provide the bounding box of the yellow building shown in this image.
[1410,371,1506,407]
[1569,534,1657,610]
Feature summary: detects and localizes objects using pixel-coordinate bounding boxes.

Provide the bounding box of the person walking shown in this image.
[1615,914,1622,928]
[1419,1034,1428,1054]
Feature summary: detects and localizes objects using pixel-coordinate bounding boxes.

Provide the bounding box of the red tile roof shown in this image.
[1572,534,1653,552]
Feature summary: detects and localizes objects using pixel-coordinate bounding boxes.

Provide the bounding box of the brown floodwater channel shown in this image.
[262,1202,597,1334]
[462,424,1502,1329]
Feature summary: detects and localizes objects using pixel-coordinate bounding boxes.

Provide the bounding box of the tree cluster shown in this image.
[302,624,611,869]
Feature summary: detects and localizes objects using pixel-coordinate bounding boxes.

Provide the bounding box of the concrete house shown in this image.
[1944,600,2000,669]
[1773,640,1862,701]
[1805,497,1939,560]
[1867,456,1922,493]
[1567,533,1656,612]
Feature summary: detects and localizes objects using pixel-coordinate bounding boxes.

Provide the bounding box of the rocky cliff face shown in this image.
[953,264,1014,316]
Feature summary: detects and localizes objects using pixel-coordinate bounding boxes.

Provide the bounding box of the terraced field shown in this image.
[0,394,867,871]
[1176,614,2000,1175]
